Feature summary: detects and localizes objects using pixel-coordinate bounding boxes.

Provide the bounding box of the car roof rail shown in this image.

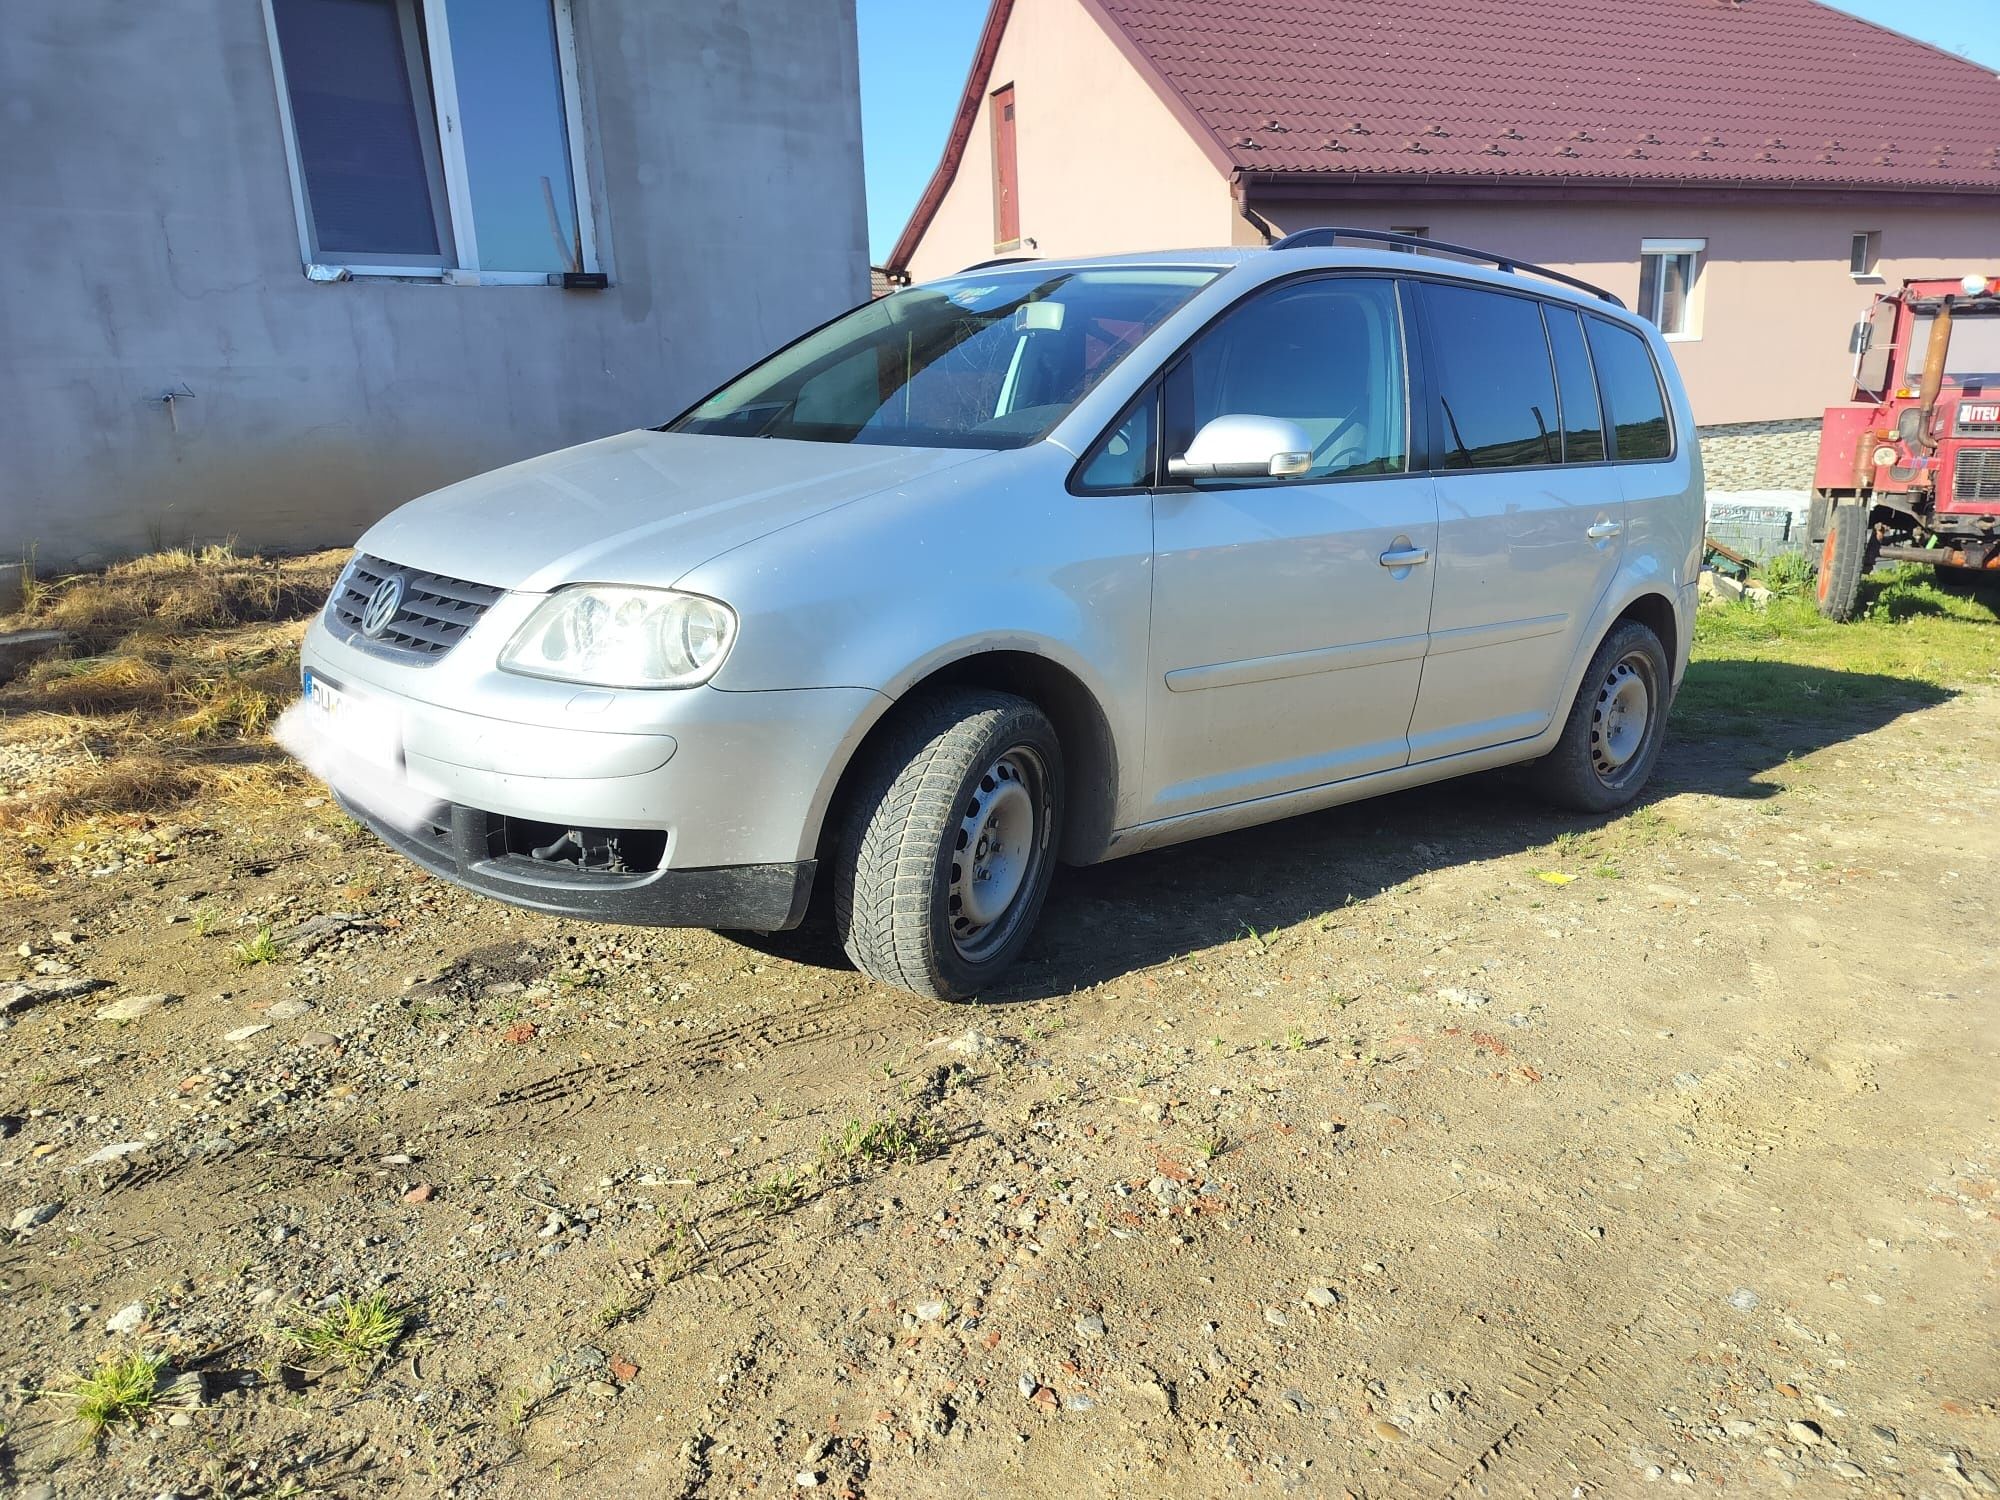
[1268,226,1625,308]
[957,254,1042,273]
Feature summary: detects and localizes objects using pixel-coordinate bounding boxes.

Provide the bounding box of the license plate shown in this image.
[301,669,401,771]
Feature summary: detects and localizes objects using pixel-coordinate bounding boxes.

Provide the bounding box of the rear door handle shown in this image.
[1587,520,1623,540]
[1378,545,1431,568]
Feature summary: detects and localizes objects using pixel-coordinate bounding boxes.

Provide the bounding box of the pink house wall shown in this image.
[902,0,1232,283]
[1253,199,2000,426]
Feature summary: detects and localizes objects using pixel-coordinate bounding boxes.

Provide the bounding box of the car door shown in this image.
[1140,275,1439,822]
[1405,283,1624,762]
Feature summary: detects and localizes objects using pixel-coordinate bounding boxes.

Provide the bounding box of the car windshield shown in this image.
[669,267,1218,449]
[1911,310,2000,385]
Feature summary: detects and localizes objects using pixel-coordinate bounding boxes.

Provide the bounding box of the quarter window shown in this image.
[1584,318,1672,461]
[1419,282,1561,469]
[1638,239,1703,337]
[1075,386,1158,491]
[1163,278,1408,483]
[1543,306,1607,464]
[266,0,594,280]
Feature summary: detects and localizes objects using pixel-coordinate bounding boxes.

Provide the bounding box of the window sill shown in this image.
[1850,272,1885,284]
[1662,331,1701,344]
[305,264,605,287]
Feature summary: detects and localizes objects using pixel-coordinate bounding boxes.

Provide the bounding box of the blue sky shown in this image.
[855,0,2000,263]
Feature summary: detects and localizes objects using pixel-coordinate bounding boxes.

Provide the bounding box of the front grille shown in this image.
[1956,448,2000,502]
[328,553,505,661]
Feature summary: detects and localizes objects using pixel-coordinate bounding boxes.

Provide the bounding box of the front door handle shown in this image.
[1587,520,1623,540]
[1378,545,1431,569]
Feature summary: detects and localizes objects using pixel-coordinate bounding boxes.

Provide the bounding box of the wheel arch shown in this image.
[810,648,1122,869]
[1612,590,1680,688]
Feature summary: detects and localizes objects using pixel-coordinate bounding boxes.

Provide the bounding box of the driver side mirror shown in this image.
[1167,414,1313,481]
[1848,320,1871,355]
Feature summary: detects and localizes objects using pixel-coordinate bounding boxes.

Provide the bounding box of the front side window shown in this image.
[672,269,1215,449]
[267,0,592,277]
[1162,277,1408,483]
[1638,239,1703,337]
[1420,282,1561,469]
[1585,318,1673,461]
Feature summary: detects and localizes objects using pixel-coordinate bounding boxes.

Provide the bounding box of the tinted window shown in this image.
[1164,277,1407,482]
[673,268,1213,450]
[1585,318,1672,460]
[1421,283,1561,469]
[1544,306,1606,463]
[1075,386,1157,490]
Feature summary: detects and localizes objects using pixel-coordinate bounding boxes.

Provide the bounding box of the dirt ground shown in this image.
[2,613,1998,1497]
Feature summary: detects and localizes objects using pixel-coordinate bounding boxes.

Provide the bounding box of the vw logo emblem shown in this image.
[359,575,405,638]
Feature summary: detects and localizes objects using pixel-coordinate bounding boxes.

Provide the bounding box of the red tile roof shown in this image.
[891,0,2000,268]
[1097,0,2000,188]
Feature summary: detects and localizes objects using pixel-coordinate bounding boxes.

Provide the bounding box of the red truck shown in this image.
[1811,272,2000,619]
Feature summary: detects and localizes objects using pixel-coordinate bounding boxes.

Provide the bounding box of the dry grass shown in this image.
[0,546,348,858]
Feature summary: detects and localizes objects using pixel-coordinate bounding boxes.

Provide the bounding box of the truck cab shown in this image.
[1811,272,2000,618]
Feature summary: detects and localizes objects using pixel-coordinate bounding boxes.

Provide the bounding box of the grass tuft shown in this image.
[283,1291,410,1374]
[65,1349,168,1437]
[819,1107,947,1175]
[231,926,280,966]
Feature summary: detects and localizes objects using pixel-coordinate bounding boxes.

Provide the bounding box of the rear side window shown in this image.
[1585,318,1673,460]
[1543,306,1606,463]
[1163,276,1408,483]
[1419,282,1560,469]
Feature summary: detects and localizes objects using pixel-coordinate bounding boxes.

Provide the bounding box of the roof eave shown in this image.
[1236,168,2000,208]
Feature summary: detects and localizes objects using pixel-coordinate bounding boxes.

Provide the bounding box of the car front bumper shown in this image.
[297,611,885,928]
[336,791,817,929]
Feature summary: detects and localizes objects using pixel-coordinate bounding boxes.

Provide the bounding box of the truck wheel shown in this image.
[834,689,1063,1001]
[1814,498,1868,621]
[1528,619,1670,814]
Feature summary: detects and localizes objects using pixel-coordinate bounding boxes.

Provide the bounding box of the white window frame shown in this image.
[1639,237,1704,342]
[1850,229,1882,282]
[262,0,599,285]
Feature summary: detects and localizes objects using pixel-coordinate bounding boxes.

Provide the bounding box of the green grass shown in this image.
[65,1350,167,1437]
[819,1107,946,1175]
[283,1291,409,1373]
[1677,566,1999,738]
[230,925,279,966]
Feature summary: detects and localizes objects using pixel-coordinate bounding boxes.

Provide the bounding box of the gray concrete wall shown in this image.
[1,0,870,568]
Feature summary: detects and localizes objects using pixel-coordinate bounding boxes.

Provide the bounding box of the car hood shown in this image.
[355,430,990,593]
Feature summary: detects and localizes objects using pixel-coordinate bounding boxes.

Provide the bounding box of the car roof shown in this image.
[921,244,1628,319]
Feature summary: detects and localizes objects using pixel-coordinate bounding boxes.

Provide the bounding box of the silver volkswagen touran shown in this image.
[295,231,1702,999]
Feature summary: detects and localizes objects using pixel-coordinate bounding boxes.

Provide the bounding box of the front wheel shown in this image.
[833,689,1063,1000]
[1814,498,1869,621]
[1528,620,1670,814]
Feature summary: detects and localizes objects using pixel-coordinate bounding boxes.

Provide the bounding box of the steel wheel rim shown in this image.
[949,747,1048,962]
[1590,651,1655,782]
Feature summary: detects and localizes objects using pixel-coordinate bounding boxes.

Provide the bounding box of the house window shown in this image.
[1638,239,1703,339]
[991,84,1020,248]
[264,0,596,282]
[1388,225,1429,251]
[1850,230,1882,280]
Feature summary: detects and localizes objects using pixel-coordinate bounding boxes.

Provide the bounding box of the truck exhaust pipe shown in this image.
[1916,295,1953,451]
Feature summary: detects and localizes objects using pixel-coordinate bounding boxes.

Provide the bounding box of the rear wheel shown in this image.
[833,689,1062,1000]
[1528,620,1670,814]
[1814,497,1869,621]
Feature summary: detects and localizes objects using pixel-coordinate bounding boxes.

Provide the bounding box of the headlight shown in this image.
[498,587,737,688]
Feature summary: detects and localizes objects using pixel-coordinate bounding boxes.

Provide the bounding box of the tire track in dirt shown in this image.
[470,988,937,1138]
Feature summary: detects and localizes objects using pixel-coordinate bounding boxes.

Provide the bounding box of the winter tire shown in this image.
[834,689,1063,1000]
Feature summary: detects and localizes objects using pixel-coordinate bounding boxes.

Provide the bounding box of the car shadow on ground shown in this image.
[735,661,1951,1003]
